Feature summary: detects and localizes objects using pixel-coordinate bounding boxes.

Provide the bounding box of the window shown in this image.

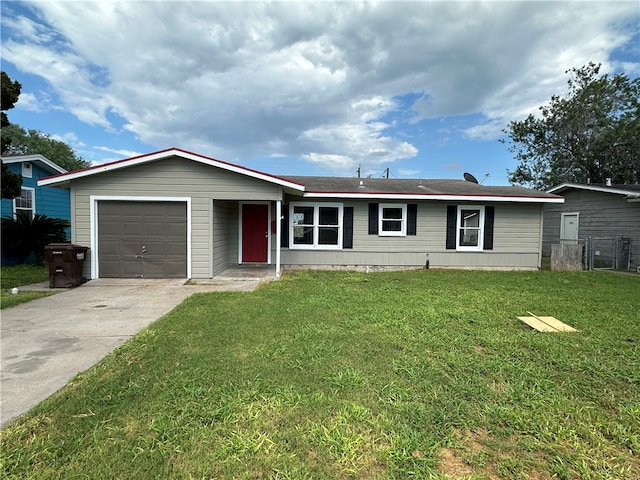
[14,187,35,218]
[290,202,343,249]
[379,203,407,236]
[455,205,487,250]
[446,205,494,251]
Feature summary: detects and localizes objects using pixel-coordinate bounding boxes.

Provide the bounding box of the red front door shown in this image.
[242,204,269,262]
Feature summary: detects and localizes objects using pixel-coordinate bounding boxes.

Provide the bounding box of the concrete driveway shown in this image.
[1,276,268,429]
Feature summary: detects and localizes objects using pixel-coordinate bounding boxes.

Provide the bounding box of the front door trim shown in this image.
[238,201,271,264]
[90,196,192,279]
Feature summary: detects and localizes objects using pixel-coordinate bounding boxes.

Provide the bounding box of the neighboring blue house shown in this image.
[1,154,70,264]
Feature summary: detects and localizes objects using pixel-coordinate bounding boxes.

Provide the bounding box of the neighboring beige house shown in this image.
[39,148,563,279]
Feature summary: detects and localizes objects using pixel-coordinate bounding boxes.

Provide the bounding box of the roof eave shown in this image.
[548,182,640,197]
[38,148,306,191]
[3,154,67,175]
[302,192,564,203]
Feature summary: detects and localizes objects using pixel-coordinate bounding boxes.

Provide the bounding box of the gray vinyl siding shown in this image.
[71,157,283,201]
[212,201,232,276]
[281,200,543,270]
[214,201,240,269]
[543,189,640,268]
[228,203,240,264]
[70,156,283,279]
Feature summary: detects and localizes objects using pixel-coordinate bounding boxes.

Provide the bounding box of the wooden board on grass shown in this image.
[518,316,559,332]
[518,312,577,332]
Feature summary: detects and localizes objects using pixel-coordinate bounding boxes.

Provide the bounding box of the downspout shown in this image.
[276,200,281,278]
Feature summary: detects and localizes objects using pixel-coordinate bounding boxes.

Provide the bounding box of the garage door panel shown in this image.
[165,242,185,256]
[98,201,187,278]
[121,240,144,256]
[143,258,185,278]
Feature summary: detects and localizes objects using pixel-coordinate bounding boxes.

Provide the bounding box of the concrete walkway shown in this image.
[1,275,271,429]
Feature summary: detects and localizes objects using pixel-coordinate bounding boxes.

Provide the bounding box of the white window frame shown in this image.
[456,205,484,251]
[379,203,407,236]
[289,202,343,250]
[13,187,35,218]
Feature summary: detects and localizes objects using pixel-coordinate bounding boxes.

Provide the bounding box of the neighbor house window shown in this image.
[14,187,35,218]
[290,202,343,249]
[379,203,407,236]
[457,206,484,250]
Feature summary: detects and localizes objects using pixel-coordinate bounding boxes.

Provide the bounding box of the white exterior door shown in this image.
[561,213,579,244]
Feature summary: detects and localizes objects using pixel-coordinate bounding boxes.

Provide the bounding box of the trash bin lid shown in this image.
[45,243,89,251]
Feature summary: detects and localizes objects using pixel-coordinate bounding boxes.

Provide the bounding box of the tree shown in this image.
[2,124,91,171]
[1,71,22,150]
[503,62,640,190]
[1,160,22,198]
[1,71,23,198]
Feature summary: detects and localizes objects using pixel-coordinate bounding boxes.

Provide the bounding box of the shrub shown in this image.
[1,212,70,264]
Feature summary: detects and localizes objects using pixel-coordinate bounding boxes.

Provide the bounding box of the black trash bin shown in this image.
[44,243,89,288]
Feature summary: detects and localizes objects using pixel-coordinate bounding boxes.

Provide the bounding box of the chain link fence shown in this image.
[555,236,632,271]
[585,236,632,271]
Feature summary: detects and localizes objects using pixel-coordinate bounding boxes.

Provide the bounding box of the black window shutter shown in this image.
[407,204,417,235]
[446,205,457,249]
[280,208,289,248]
[343,207,354,249]
[368,203,379,234]
[483,206,495,250]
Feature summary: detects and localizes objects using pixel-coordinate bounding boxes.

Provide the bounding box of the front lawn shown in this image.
[0,264,54,309]
[1,270,638,479]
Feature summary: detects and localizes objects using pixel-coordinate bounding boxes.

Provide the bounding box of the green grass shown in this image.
[0,264,49,288]
[0,264,54,309]
[1,270,639,479]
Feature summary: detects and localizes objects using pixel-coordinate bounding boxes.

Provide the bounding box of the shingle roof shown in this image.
[282,176,561,200]
[35,146,562,203]
[548,182,640,197]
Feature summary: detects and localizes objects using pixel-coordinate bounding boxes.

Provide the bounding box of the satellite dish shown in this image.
[463,172,479,183]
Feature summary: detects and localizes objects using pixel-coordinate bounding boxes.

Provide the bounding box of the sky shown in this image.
[1,1,638,186]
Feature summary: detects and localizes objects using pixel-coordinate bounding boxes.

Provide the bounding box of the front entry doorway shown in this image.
[241,204,269,263]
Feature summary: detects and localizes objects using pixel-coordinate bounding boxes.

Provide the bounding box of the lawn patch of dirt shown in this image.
[438,447,476,478]
[438,429,554,480]
[438,429,492,479]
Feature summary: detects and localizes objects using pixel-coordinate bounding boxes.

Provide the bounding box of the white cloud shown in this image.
[398,168,420,176]
[15,92,43,112]
[94,146,142,159]
[1,0,637,173]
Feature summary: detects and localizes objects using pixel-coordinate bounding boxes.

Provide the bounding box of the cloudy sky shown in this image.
[1,1,638,185]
